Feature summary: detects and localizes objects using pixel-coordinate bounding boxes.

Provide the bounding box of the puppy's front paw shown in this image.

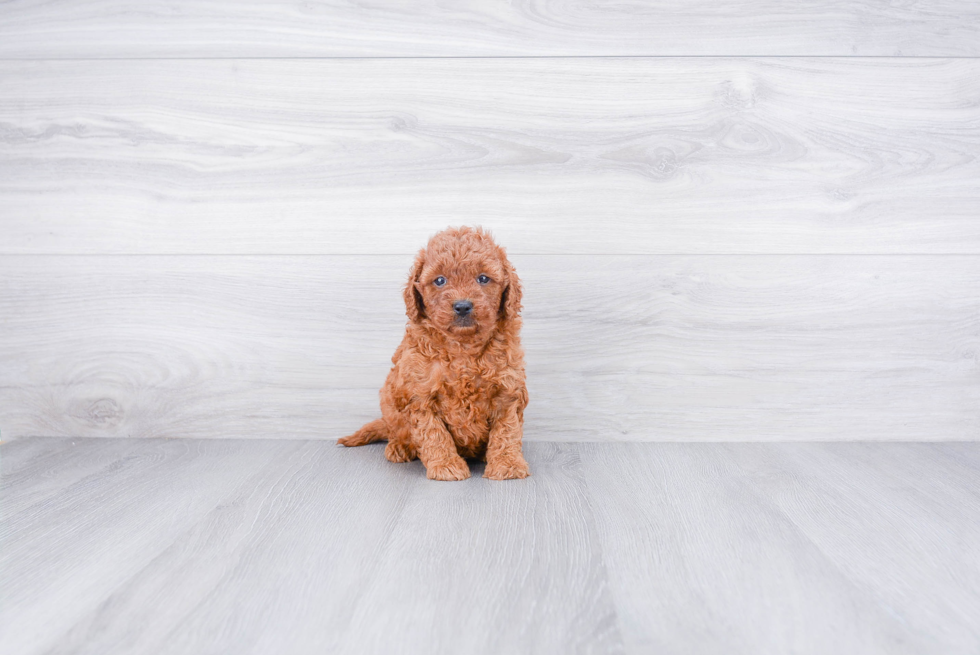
[484,453,530,480]
[426,456,471,481]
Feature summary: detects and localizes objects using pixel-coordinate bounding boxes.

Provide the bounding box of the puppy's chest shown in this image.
[435,361,495,428]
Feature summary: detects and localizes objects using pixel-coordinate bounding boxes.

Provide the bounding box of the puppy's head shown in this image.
[404,226,521,342]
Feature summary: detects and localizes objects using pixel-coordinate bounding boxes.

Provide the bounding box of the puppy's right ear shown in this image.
[403,248,426,323]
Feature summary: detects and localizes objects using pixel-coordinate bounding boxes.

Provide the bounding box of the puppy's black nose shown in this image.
[453,300,473,316]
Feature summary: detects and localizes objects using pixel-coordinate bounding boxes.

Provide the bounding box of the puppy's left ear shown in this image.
[403,248,427,323]
[498,253,523,322]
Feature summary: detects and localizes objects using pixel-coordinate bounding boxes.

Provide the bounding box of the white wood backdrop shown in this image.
[1,2,978,441]
[1,256,977,441]
[0,1,978,57]
[2,59,979,255]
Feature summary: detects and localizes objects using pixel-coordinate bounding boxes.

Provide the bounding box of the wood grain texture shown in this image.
[0,438,624,655]
[578,441,980,654]
[2,58,979,255]
[0,0,978,58]
[3,438,979,654]
[1,255,977,442]
[44,440,424,655]
[334,443,623,655]
[0,438,301,654]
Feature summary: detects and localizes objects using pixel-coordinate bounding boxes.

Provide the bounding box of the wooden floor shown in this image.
[2,438,978,654]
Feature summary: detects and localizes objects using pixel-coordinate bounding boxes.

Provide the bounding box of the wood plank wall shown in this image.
[1,2,978,441]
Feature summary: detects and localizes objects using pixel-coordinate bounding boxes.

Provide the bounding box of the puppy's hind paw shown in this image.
[385,441,417,463]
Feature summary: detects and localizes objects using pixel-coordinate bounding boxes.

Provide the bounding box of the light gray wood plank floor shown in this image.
[2,438,978,654]
[1,0,977,58]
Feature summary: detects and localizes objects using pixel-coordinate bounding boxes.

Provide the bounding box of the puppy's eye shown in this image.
[433,276,447,287]
[477,274,491,285]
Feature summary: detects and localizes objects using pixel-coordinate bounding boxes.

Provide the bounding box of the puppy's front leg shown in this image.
[485,395,530,480]
[411,409,470,481]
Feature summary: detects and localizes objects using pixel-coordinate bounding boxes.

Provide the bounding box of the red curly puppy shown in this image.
[338,226,529,481]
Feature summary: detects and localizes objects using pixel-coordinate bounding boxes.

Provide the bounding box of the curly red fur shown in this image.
[339,226,530,481]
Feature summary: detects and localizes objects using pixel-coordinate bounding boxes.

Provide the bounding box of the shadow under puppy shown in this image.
[339,226,529,481]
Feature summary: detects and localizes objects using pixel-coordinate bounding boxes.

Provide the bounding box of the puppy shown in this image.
[339,226,529,481]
